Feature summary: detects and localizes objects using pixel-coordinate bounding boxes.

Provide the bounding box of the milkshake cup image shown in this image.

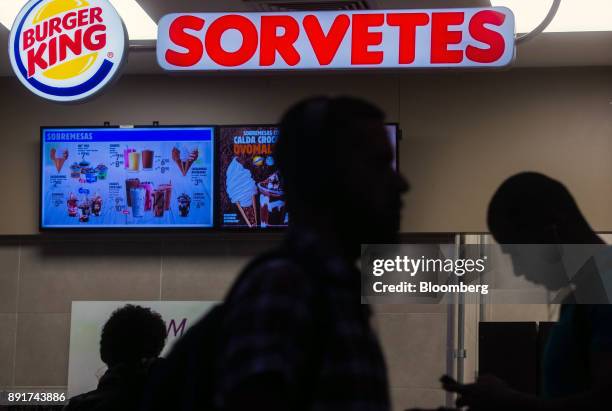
[123,148,135,169]
[178,193,191,217]
[159,183,173,210]
[92,196,103,217]
[153,190,166,217]
[125,178,141,207]
[96,165,108,180]
[130,187,146,218]
[139,182,154,211]
[142,150,154,170]
[129,152,140,172]
[79,200,91,223]
[258,172,286,227]
[226,157,258,227]
[67,194,78,217]
[50,148,69,173]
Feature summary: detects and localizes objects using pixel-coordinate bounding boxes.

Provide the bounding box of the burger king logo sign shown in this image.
[9,0,127,103]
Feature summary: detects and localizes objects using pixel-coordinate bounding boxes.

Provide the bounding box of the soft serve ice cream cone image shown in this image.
[50,148,69,173]
[226,157,258,228]
[172,145,199,176]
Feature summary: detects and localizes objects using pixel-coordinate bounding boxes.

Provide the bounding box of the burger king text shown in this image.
[23,7,106,77]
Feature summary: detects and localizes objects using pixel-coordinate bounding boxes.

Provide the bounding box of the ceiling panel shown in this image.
[374,0,490,8]
[138,0,490,21]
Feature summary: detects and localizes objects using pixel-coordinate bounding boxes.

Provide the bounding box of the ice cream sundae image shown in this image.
[67,193,78,217]
[226,157,258,227]
[92,195,103,217]
[79,200,91,223]
[172,146,199,176]
[178,193,191,217]
[50,148,69,173]
[258,172,287,228]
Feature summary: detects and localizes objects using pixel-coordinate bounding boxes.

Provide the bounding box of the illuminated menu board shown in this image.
[41,127,214,229]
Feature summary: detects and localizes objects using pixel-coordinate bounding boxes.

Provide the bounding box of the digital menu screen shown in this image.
[41,127,214,229]
[218,125,399,229]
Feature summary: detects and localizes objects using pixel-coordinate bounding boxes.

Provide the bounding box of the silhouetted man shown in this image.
[414,173,612,411]
[215,97,409,411]
[64,305,167,411]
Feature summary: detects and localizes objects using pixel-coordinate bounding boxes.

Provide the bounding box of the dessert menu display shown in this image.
[219,126,288,229]
[41,127,214,229]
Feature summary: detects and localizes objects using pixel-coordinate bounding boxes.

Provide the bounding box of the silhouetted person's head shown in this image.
[276,96,409,246]
[488,172,597,245]
[100,305,166,368]
[488,172,601,290]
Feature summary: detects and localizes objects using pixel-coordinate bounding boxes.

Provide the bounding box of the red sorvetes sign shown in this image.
[157,8,515,72]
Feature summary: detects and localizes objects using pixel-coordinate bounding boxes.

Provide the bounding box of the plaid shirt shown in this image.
[214,230,390,411]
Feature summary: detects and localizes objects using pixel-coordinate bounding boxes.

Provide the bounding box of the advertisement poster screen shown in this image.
[219,126,285,229]
[41,127,215,229]
[218,125,399,229]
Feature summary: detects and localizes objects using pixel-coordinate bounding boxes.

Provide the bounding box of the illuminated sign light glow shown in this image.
[0,0,157,39]
[492,0,612,33]
[157,8,516,72]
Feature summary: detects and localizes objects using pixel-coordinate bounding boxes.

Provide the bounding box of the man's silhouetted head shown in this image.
[488,172,596,244]
[275,96,408,246]
[488,172,602,290]
[100,305,167,367]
